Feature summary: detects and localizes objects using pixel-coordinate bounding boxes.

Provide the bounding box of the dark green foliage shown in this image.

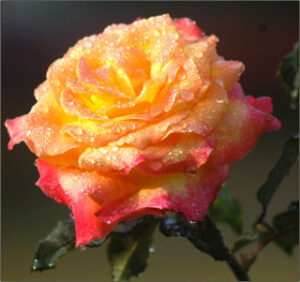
[209,185,243,234]
[31,219,76,271]
[107,216,158,282]
[277,42,299,109]
[256,135,299,220]
[273,201,299,255]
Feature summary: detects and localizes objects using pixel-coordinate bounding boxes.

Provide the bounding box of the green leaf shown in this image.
[31,219,76,271]
[256,135,299,220]
[107,216,158,281]
[277,42,299,109]
[272,201,299,255]
[160,215,230,261]
[231,232,259,253]
[209,185,243,234]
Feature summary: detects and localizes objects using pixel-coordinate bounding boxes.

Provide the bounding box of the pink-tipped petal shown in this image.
[35,158,139,246]
[5,116,26,150]
[208,83,281,166]
[97,164,230,224]
[175,18,204,40]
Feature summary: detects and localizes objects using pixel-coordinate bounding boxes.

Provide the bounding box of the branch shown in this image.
[243,226,297,272]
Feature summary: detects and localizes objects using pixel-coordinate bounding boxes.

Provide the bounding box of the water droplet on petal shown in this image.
[112,146,118,152]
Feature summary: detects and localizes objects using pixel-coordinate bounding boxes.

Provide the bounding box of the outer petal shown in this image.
[96,164,230,223]
[212,59,245,90]
[5,116,27,150]
[35,159,138,246]
[208,83,281,165]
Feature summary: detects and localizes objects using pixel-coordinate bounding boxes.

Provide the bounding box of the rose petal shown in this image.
[246,96,273,114]
[35,159,139,246]
[5,92,80,156]
[208,83,281,165]
[5,116,27,150]
[71,196,114,246]
[111,110,189,149]
[62,119,145,147]
[60,88,102,120]
[96,164,230,223]
[175,18,204,41]
[212,59,245,90]
[79,134,213,174]
[138,135,214,174]
[166,83,228,137]
[116,14,183,63]
[186,35,219,89]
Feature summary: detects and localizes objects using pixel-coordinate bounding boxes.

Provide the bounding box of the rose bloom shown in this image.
[5,14,281,246]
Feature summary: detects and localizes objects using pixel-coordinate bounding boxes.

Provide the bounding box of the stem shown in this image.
[244,226,297,271]
[160,215,251,281]
[227,254,250,281]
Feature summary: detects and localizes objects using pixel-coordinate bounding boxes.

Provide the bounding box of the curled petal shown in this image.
[175,18,204,41]
[61,88,101,119]
[212,59,245,90]
[166,83,228,137]
[5,116,27,150]
[79,135,213,174]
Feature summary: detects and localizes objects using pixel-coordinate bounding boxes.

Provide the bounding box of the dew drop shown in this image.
[215,79,224,87]
[76,128,83,135]
[84,41,92,48]
[99,148,107,154]
[181,91,194,101]
[149,247,155,253]
[112,146,118,152]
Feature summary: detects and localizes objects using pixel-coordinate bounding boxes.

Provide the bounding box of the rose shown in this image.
[5,14,281,246]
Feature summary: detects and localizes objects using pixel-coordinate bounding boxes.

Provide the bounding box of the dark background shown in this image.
[2,1,299,281]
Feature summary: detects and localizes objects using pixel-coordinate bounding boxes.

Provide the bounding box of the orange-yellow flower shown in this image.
[5,14,281,246]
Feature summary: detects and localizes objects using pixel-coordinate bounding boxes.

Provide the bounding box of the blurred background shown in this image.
[2,1,299,281]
